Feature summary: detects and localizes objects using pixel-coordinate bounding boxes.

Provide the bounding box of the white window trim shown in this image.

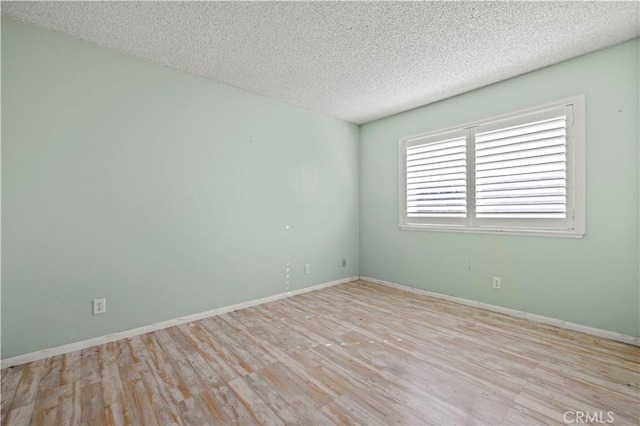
[398,95,585,238]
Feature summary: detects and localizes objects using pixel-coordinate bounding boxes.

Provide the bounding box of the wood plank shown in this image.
[4,404,35,426]
[80,348,101,387]
[1,364,25,425]
[196,383,257,425]
[140,332,191,403]
[175,398,208,425]
[180,323,239,384]
[98,342,127,426]
[134,345,183,425]
[58,351,81,387]
[30,388,58,426]
[153,329,209,398]
[226,377,284,425]
[6,359,45,415]
[55,381,81,425]
[80,383,106,426]
[238,373,306,425]
[38,356,62,390]
[117,362,156,426]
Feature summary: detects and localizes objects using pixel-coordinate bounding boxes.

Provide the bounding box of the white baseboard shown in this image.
[360,276,640,347]
[0,276,359,369]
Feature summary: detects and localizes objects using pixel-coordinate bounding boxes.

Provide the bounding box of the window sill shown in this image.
[399,224,585,238]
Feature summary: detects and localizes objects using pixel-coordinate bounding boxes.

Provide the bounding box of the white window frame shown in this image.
[398,95,585,238]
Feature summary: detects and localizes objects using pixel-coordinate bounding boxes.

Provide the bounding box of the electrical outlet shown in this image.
[93,298,106,315]
[342,258,347,267]
[492,277,502,290]
[305,264,310,274]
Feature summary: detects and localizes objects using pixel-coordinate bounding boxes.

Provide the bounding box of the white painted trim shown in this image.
[397,224,584,239]
[360,276,640,347]
[0,276,358,369]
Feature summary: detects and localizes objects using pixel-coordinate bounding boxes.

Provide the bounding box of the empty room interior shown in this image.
[1,1,639,425]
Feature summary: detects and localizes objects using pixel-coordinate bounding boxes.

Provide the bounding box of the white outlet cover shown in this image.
[492,277,502,289]
[93,298,106,315]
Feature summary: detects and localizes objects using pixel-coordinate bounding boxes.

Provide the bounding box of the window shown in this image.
[399,96,585,237]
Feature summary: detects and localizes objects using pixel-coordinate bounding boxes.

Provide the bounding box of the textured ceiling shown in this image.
[2,1,639,124]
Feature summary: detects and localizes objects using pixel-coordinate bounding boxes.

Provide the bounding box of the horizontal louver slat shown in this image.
[475,116,567,219]
[476,196,566,205]
[406,137,466,154]
[476,117,565,144]
[407,181,467,193]
[406,136,466,218]
[476,145,566,165]
[477,187,566,198]
[476,136,565,157]
[407,151,466,167]
[409,200,466,205]
[477,204,566,213]
[475,130,566,152]
[408,193,466,202]
[408,144,465,159]
[475,213,567,219]
[476,178,565,193]
[408,213,466,217]
[407,159,467,173]
[476,170,565,186]
[476,153,566,171]
[408,165,467,179]
[407,173,467,186]
[476,162,566,180]
[408,192,466,200]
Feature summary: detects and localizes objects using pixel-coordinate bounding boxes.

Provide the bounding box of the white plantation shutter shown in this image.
[475,107,570,221]
[405,131,467,221]
[399,97,584,236]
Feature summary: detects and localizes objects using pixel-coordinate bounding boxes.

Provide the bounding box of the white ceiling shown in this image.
[2,1,639,124]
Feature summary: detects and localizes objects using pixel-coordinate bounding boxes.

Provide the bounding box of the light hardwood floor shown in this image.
[2,280,639,425]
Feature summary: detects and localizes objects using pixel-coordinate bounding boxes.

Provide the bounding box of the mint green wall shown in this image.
[1,18,359,359]
[360,39,640,337]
